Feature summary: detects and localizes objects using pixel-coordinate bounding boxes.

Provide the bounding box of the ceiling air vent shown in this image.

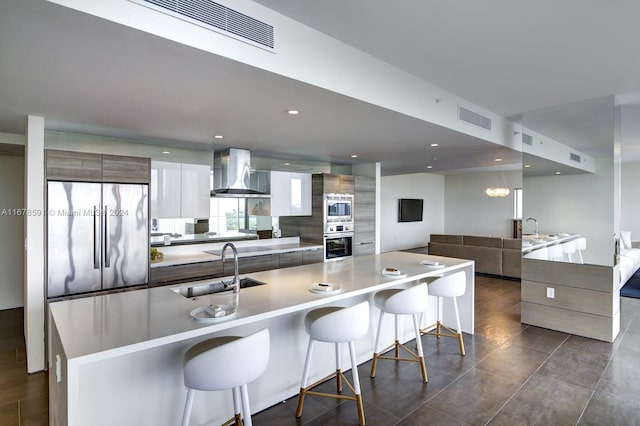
[458,106,492,131]
[570,152,581,163]
[130,0,275,50]
[522,133,533,146]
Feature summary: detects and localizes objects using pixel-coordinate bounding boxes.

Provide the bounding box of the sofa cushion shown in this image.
[502,249,522,278]
[430,234,463,245]
[463,235,502,248]
[461,245,502,276]
[502,238,522,250]
[428,242,464,259]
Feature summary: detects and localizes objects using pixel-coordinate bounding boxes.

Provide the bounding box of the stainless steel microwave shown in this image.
[324,194,353,222]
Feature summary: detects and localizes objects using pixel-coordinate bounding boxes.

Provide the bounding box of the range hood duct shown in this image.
[211,148,268,197]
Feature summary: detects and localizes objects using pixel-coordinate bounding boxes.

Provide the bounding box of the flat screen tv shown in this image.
[398,198,423,222]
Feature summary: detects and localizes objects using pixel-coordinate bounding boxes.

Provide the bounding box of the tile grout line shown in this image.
[482,333,571,425]
[396,332,503,424]
[574,315,632,425]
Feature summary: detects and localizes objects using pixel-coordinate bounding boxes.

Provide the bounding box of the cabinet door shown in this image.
[46,150,102,182]
[102,155,150,184]
[322,174,340,194]
[290,173,311,215]
[339,175,355,194]
[279,251,302,268]
[270,171,291,217]
[302,247,324,264]
[354,176,376,256]
[149,261,224,286]
[150,161,181,218]
[181,163,211,218]
[228,254,279,274]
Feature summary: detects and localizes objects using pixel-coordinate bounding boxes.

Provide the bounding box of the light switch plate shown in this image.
[546,287,555,298]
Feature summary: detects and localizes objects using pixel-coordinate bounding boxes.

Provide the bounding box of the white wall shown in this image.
[0,156,25,309]
[444,171,522,238]
[380,173,444,252]
[25,116,46,372]
[524,157,614,266]
[621,161,640,239]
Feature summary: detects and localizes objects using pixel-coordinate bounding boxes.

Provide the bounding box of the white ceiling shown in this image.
[1,0,640,175]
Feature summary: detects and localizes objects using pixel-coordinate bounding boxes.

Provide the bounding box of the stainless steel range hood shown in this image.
[211,148,269,197]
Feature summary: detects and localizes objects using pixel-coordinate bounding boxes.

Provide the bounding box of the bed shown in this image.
[619,231,640,287]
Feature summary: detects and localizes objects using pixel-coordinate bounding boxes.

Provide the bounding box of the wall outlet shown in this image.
[546,287,555,298]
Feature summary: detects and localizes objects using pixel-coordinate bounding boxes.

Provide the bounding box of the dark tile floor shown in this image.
[1,275,639,425]
[254,276,640,426]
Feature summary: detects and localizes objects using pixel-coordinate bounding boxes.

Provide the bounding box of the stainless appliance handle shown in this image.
[93,205,100,269]
[104,206,110,268]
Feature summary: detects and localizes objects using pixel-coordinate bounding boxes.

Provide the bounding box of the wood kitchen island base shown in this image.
[48,252,474,426]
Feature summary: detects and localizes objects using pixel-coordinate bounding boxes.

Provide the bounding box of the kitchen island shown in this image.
[48,251,474,426]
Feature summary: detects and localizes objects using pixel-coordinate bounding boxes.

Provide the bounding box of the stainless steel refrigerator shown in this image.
[47,181,149,299]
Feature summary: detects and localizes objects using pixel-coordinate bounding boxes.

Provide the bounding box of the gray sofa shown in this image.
[428,234,521,279]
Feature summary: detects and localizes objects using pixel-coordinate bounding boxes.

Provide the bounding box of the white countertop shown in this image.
[150,237,322,267]
[49,251,472,364]
[522,233,579,252]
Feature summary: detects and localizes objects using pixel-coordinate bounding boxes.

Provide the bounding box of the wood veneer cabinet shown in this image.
[521,259,619,342]
[354,176,375,256]
[322,173,355,194]
[279,250,303,268]
[302,247,323,264]
[150,247,324,286]
[149,260,224,287]
[46,149,150,183]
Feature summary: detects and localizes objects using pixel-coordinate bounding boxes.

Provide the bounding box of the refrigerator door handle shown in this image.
[93,205,100,269]
[104,205,110,268]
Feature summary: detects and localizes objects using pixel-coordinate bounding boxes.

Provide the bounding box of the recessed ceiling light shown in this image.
[283,162,290,166]
[494,158,503,162]
[351,154,358,158]
[426,165,433,169]
[287,109,300,115]
[524,164,531,168]
[162,151,170,154]
[555,171,562,175]
[429,143,439,147]
[214,135,223,139]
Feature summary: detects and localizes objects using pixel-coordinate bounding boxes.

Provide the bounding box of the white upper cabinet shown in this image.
[151,161,210,218]
[291,172,311,215]
[181,163,211,218]
[270,171,311,217]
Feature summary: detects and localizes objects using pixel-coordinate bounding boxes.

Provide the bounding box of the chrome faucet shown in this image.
[221,242,240,293]
[525,217,539,237]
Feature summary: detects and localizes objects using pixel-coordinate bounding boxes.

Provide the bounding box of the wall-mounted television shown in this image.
[398,198,423,222]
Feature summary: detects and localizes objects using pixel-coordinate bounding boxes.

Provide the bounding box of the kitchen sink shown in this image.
[172,277,267,298]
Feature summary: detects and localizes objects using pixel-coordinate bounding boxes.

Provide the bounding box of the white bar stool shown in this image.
[295,301,370,425]
[575,237,586,264]
[524,247,548,260]
[562,241,576,263]
[547,244,564,261]
[421,271,467,356]
[370,283,429,383]
[181,328,270,426]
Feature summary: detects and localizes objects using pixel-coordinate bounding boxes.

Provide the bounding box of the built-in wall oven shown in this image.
[324,231,353,261]
[323,193,354,261]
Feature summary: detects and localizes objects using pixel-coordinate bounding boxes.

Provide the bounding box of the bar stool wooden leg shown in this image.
[370,310,384,378]
[295,339,315,418]
[453,297,465,356]
[348,341,365,425]
[335,343,343,393]
[232,387,242,426]
[412,314,428,383]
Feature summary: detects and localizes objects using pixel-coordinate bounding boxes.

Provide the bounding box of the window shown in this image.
[514,188,523,219]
